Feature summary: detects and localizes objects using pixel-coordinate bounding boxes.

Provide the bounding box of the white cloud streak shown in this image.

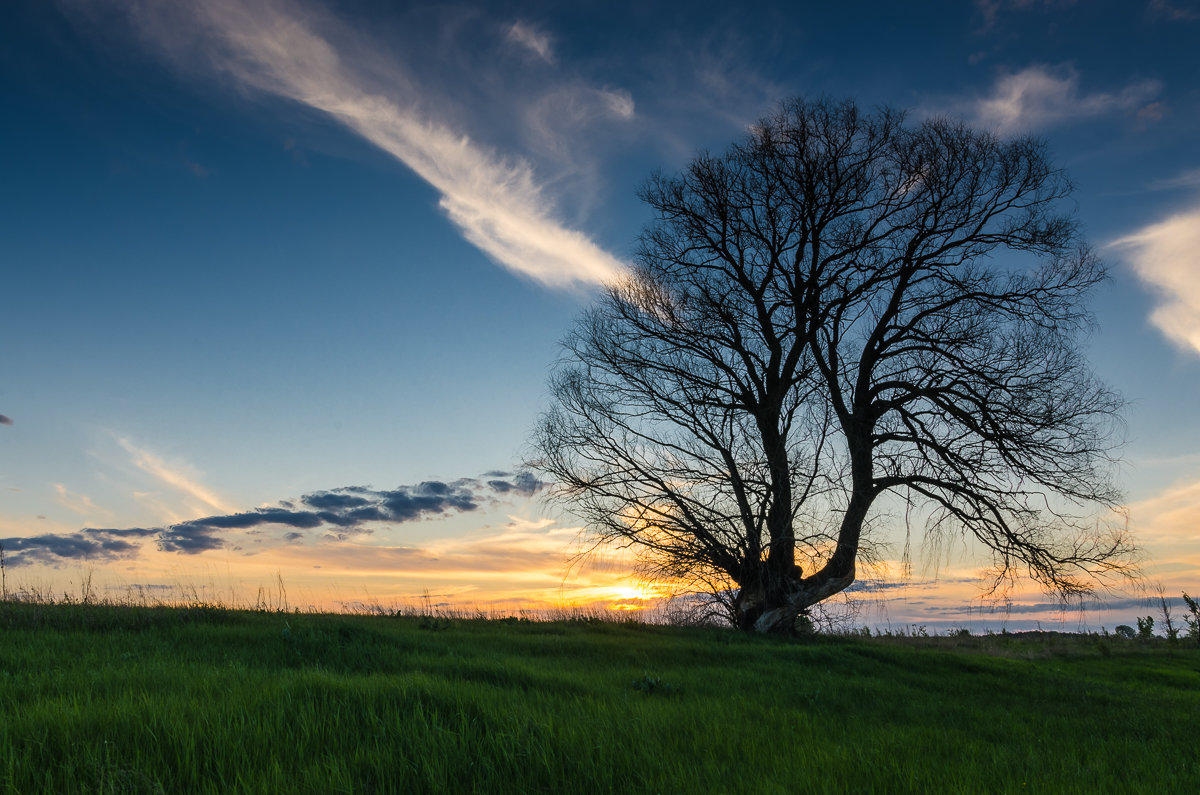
[1111,207,1200,356]
[114,436,236,515]
[973,0,1078,29]
[97,0,625,289]
[1131,477,1200,524]
[505,21,555,64]
[1150,168,1200,192]
[1148,0,1200,21]
[523,85,635,185]
[969,64,1160,135]
[53,484,112,518]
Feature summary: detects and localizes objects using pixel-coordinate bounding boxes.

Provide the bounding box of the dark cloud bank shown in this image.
[0,527,157,567]
[0,473,542,567]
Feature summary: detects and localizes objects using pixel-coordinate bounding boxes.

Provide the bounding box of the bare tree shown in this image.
[529,97,1135,633]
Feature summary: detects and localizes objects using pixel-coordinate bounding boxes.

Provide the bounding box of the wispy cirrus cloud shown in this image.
[521,84,635,215]
[1148,0,1200,21]
[505,20,555,65]
[1120,474,1200,586]
[114,435,236,515]
[1128,474,1200,543]
[972,0,1077,30]
[53,484,112,519]
[965,64,1161,135]
[1111,207,1200,356]
[76,0,625,289]
[1150,168,1200,192]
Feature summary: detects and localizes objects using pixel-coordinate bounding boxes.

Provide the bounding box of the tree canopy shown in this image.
[530,97,1134,633]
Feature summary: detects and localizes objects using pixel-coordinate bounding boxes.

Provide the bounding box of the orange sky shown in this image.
[6,480,1197,634]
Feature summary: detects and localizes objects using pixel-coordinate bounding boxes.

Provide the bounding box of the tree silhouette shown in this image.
[530,97,1134,633]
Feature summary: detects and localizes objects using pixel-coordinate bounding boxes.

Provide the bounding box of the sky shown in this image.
[2,0,1198,631]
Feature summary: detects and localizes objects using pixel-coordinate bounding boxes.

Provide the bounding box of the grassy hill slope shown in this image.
[1,602,1196,793]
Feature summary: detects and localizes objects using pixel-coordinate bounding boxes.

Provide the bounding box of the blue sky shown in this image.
[2,0,1198,627]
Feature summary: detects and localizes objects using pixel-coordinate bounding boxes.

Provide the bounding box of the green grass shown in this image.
[0,601,1197,793]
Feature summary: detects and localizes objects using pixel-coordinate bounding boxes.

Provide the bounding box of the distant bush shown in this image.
[795,614,816,635]
[1137,616,1155,640]
[1183,593,1200,646]
[1113,625,1136,640]
[497,616,533,626]
[418,615,454,632]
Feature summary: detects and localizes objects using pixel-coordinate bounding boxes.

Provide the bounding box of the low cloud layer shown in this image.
[967,64,1160,135]
[0,527,157,567]
[1,473,542,566]
[1112,206,1200,356]
[911,596,1158,616]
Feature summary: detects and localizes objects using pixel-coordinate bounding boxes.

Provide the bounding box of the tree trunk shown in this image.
[733,570,858,633]
[733,579,798,633]
[733,478,870,633]
[731,570,804,634]
[735,595,803,634]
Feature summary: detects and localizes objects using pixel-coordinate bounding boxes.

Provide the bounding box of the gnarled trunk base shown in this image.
[733,567,856,634]
[733,586,802,634]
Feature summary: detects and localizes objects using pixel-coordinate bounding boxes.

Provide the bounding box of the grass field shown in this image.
[0,600,1197,794]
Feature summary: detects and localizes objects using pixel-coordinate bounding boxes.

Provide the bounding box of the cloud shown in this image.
[0,415,12,426]
[115,435,236,514]
[967,64,1161,135]
[1110,207,1200,356]
[267,514,580,580]
[0,527,156,567]
[846,577,979,594]
[1127,474,1200,543]
[1148,0,1200,21]
[85,0,625,289]
[485,471,544,495]
[299,492,371,511]
[505,21,554,64]
[53,484,112,518]
[1136,101,1169,126]
[4,473,547,562]
[524,85,635,163]
[1150,168,1200,192]
[904,596,1153,616]
[156,525,230,554]
[973,0,1077,29]
[156,480,488,553]
[193,475,542,538]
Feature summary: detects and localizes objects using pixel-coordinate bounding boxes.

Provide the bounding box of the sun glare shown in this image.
[603,581,675,611]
